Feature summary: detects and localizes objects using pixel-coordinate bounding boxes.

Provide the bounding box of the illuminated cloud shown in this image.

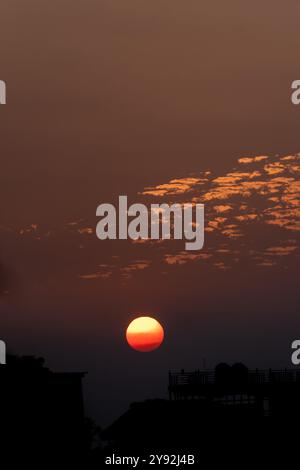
[208,217,227,229]
[134,152,300,272]
[120,260,151,279]
[221,225,243,239]
[5,152,300,281]
[213,262,231,271]
[122,260,151,271]
[20,224,38,235]
[235,214,258,221]
[264,162,285,175]
[140,176,208,196]
[131,238,165,246]
[164,252,212,265]
[213,205,233,213]
[280,155,296,161]
[79,272,112,280]
[79,273,100,280]
[238,156,268,164]
[77,227,94,235]
[258,260,277,267]
[265,246,297,256]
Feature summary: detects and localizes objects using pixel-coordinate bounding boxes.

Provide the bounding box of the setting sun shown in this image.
[126,316,164,352]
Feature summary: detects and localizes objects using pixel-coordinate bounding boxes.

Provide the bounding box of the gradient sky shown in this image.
[1,1,300,425]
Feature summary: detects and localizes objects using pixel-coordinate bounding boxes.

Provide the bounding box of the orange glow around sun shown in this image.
[126,316,164,352]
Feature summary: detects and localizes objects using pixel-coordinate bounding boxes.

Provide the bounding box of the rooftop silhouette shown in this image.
[101,362,300,463]
[168,363,300,417]
[0,354,87,464]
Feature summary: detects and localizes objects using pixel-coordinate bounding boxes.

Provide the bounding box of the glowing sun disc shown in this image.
[126,316,164,352]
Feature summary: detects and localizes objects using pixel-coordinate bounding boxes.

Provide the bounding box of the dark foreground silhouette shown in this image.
[1,358,298,467]
[99,363,300,467]
[0,354,89,464]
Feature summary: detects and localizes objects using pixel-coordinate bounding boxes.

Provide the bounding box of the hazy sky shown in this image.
[1,1,300,425]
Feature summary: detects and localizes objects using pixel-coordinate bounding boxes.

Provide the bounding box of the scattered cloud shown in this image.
[265,246,297,256]
[3,152,300,281]
[79,271,112,280]
[238,156,268,164]
[164,252,212,265]
[140,175,209,197]
[77,227,94,235]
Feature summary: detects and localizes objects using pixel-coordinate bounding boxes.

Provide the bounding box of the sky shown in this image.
[1,1,300,426]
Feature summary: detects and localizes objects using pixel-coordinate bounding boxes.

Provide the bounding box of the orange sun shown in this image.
[126,316,164,352]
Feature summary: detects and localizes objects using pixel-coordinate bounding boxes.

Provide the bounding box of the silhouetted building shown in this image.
[169,364,300,417]
[102,363,300,462]
[0,355,86,464]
